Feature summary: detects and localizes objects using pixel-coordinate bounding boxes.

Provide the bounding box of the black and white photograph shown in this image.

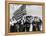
[10,4,43,32]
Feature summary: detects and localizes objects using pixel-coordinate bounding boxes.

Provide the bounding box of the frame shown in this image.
[5,1,45,36]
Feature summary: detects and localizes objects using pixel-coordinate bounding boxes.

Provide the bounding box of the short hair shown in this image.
[34,16,38,18]
[26,16,32,18]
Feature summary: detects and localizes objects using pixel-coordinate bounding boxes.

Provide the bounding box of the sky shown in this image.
[10,4,42,19]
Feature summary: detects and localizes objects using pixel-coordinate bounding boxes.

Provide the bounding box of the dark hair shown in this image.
[26,16,32,18]
[34,16,38,18]
[12,16,15,21]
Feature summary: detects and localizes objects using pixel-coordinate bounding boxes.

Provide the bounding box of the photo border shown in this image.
[5,1,45,35]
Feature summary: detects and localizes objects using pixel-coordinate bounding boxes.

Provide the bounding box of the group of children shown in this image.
[10,16,42,32]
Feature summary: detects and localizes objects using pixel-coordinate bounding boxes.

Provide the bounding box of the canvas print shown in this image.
[10,4,42,32]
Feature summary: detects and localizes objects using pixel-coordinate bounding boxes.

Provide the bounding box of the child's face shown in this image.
[34,18,38,21]
[34,17,40,22]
